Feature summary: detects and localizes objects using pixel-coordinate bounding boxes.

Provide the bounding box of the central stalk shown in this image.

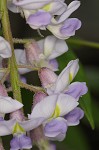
[0,0,22,102]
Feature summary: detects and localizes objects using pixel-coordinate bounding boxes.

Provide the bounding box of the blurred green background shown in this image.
[1,0,99,149]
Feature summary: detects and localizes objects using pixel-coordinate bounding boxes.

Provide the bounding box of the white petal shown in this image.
[44,36,68,59]
[13,0,52,10]
[0,36,12,58]
[67,59,79,81]
[15,49,31,74]
[57,1,81,23]
[54,59,79,93]
[54,64,70,93]
[0,119,16,136]
[44,36,57,58]
[30,95,58,120]
[37,39,45,53]
[43,1,67,15]
[47,24,70,40]
[57,94,78,116]
[15,49,27,64]
[19,117,45,131]
[0,96,23,114]
[7,0,21,13]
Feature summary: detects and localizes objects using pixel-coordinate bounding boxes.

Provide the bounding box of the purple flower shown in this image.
[15,36,68,72]
[8,1,81,39]
[43,107,84,141]
[47,1,81,39]
[39,59,88,101]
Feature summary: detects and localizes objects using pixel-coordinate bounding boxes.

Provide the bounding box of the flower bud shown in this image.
[25,41,41,65]
[31,92,49,148]
[10,109,25,121]
[0,84,8,96]
[38,67,57,88]
[33,92,47,108]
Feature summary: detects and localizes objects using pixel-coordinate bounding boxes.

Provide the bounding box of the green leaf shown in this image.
[57,49,94,129]
[55,126,90,150]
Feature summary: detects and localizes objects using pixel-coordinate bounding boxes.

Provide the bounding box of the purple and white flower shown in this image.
[30,93,79,141]
[14,36,68,72]
[48,1,81,39]
[39,59,88,100]
[0,115,45,149]
[8,0,81,39]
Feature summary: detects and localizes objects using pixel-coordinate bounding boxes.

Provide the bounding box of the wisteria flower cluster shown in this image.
[8,0,81,39]
[0,0,88,150]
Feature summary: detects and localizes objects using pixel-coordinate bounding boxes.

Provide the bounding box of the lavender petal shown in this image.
[64,107,84,126]
[44,117,67,141]
[48,59,59,71]
[10,136,20,150]
[27,11,52,28]
[60,18,81,36]
[10,134,32,150]
[65,82,88,100]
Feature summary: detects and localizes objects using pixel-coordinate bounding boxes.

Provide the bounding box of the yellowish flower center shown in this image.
[69,73,73,82]
[12,122,25,134]
[51,104,60,118]
[43,4,51,11]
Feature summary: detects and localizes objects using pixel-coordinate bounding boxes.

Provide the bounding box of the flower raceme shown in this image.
[0,0,86,149]
[37,59,88,141]
[8,0,81,39]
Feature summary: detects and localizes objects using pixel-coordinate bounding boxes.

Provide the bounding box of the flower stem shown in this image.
[13,37,99,49]
[0,0,22,102]
[0,69,10,84]
[67,38,99,49]
[20,82,45,93]
[18,64,39,71]
[13,38,33,44]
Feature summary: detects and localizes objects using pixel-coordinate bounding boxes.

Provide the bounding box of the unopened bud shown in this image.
[0,84,8,96]
[38,67,57,88]
[32,92,47,111]
[10,109,25,121]
[25,41,40,65]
